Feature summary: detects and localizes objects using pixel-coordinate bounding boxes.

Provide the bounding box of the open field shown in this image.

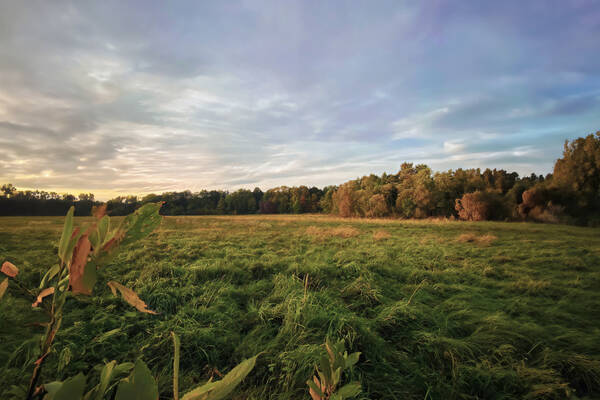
[1,215,600,399]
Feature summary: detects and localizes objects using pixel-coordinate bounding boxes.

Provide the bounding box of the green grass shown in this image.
[1,215,599,399]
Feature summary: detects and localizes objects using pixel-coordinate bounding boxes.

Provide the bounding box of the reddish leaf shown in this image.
[32,287,55,307]
[69,235,93,295]
[107,281,157,314]
[101,229,126,253]
[1,261,19,277]
[309,376,324,400]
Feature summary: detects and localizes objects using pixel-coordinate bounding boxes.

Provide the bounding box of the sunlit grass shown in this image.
[1,215,599,399]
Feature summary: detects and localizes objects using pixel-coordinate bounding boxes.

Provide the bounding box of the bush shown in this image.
[456,192,488,221]
[455,191,507,221]
[518,186,567,223]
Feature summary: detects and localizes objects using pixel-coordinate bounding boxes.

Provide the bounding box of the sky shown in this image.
[1,1,599,200]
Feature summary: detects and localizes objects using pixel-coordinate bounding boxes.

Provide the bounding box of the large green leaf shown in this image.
[319,353,332,385]
[45,373,86,400]
[119,203,162,247]
[113,362,135,376]
[89,215,110,254]
[206,354,260,399]
[95,360,116,400]
[97,215,110,246]
[344,352,360,369]
[115,359,158,400]
[43,381,63,399]
[182,354,260,400]
[180,381,217,400]
[83,360,135,400]
[40,264,60,289]
[335,382,361,399]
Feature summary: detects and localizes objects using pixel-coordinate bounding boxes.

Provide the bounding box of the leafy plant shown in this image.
[1,204,260,399]
[306,339,361,400]
[1,203,162,398]
[36,331,259,400]
[41,360,134,400]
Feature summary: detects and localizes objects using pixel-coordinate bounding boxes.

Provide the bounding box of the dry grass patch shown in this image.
[373,230,391,240]
[330,226,360,238]
[479,234,498,245]
[304,225,360,239]
[305,226,324,237]
[457,233,498,245]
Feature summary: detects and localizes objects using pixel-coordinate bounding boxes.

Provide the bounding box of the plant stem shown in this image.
[25,262,67,400]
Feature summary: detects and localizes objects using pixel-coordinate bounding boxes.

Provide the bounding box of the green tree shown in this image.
[552,132,600,221]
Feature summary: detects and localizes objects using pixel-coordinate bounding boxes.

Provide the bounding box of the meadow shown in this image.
[1,215,599,399]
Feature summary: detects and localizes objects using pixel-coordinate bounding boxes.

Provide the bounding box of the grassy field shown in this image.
[1,215,599,399]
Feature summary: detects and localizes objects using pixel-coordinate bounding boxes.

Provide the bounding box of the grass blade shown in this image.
[172,331,180,400]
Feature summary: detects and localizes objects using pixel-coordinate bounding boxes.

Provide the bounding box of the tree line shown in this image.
[1,132,599,225]
[0,185,329,217]
[328,132,600,226]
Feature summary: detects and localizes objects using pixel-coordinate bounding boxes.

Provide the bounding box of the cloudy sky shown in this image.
[1,1,599,199]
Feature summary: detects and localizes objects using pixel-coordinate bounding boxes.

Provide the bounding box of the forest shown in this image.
[2,132,599,226]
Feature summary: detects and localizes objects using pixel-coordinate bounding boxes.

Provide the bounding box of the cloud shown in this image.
[392,108,450,140]
[0,1,599,199]
[443,140,466,154]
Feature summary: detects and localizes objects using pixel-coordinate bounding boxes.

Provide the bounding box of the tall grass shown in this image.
[1,215,599,398]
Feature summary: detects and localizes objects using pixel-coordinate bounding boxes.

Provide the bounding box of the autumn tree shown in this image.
[332,183,358,217]
[517,185,566,223]
[455,191,507,221]
[366,194,389,217]
[455,191,489,221]
[552,132,600,221]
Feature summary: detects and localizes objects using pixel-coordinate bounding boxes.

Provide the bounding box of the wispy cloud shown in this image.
[0,1,599,199]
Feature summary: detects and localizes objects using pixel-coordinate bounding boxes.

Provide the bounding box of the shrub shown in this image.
[455,191,489,221]
[518,186,567,223]
[455,190,507,221]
